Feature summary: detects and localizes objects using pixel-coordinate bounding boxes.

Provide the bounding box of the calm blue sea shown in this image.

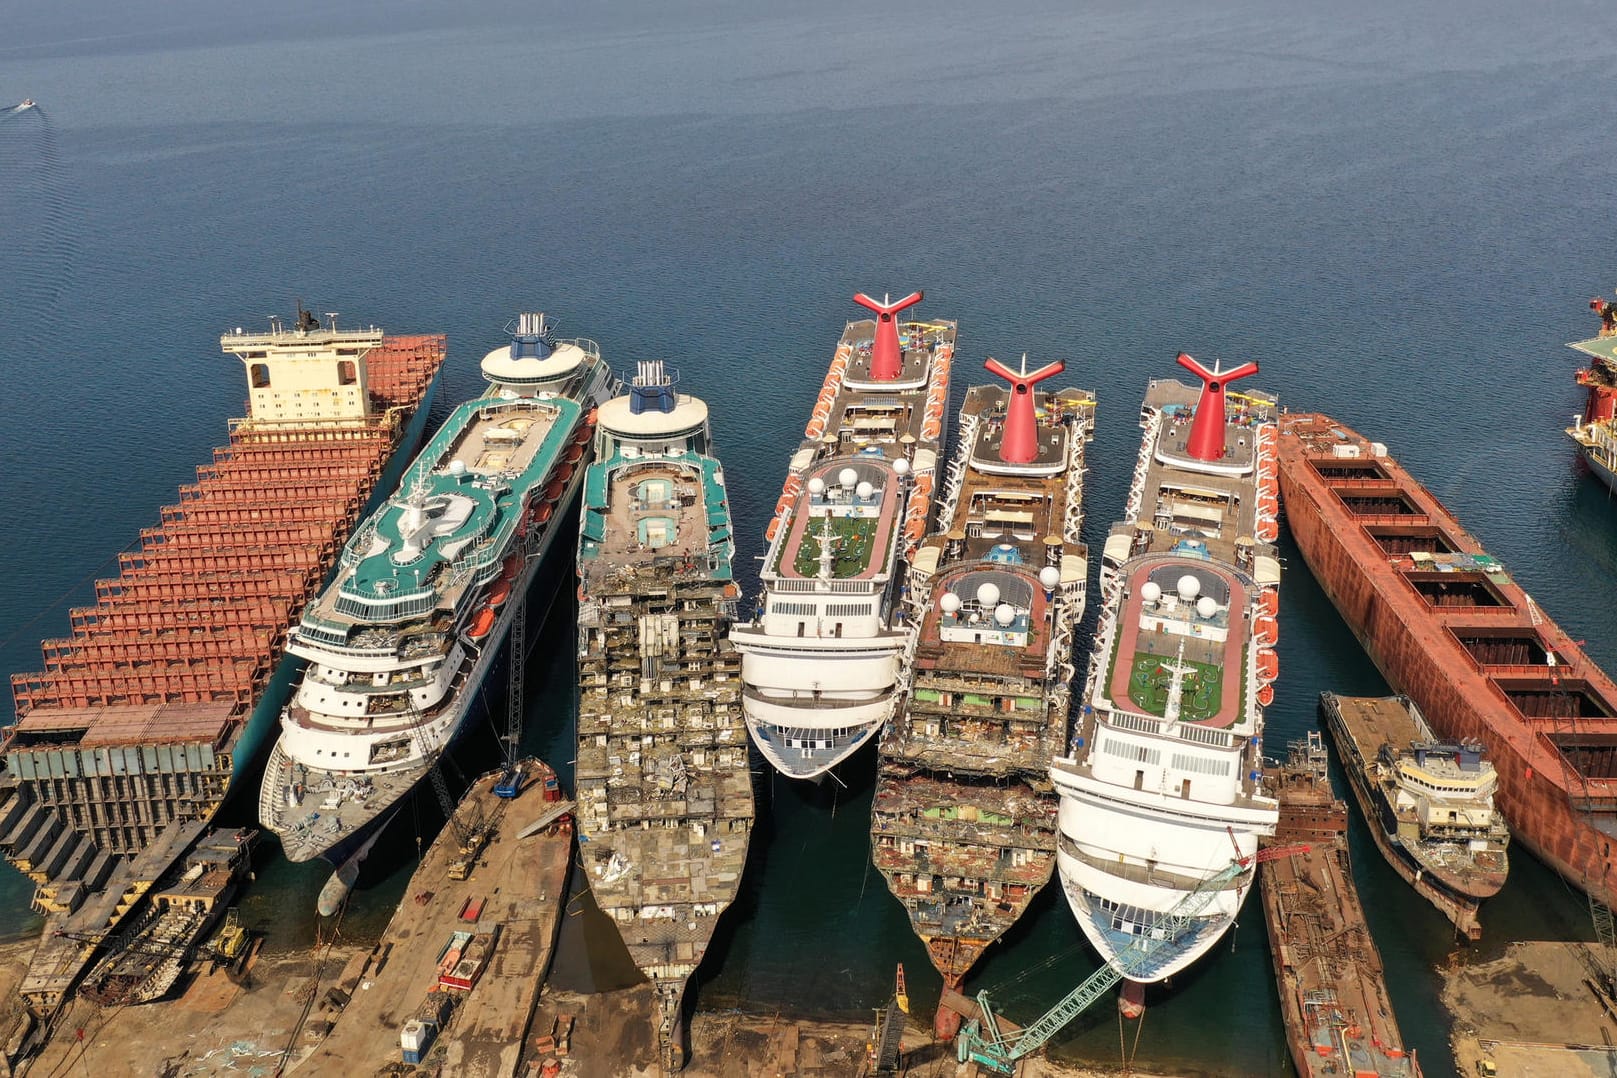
[5,2,1617,1073]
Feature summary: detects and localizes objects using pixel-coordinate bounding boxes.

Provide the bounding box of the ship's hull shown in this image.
[1278,415,1617,911]
[1572,431,1617,494]
[264,491,580,865]
[1319,695,1501,939]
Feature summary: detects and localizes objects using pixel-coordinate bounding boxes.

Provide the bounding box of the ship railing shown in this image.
[1057,833,1248,893]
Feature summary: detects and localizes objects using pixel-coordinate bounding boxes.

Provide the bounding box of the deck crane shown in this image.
[494,589,527,798]
[956,842,1309,1076]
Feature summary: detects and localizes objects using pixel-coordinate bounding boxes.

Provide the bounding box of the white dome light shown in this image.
[856,480,874,500]
[1039,566,1061,590]
[838,467,859,488]
[940,592,961,614]
[1140,581,1163,603]
[807,477,826,495]
[1177,574,1201,600]
[1196,595,1218,619]
[994,603,1017,627]
[976,582,1001,608]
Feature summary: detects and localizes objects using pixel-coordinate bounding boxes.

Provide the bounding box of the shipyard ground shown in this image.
[1443,940,1617,1077]
[0,935,1168,1077]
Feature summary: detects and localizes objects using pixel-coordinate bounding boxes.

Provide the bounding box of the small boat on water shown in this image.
[15,99,36,110]
[1320,692,1509,940]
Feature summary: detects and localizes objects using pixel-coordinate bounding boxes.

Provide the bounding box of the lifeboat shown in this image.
[905,516,926,542]
[545,478,566,501]
[557,460,575,483]
[566,443,585,463]
[467,607,496,640]
[1256,518,1279,542]
[764,516,782,542]
[534,502,554,526]
[487,576,513,607]
[502,553,522,580]
[1256,648,1279,683]
[1257,683,1275,708]
[1260,587,1279,618]
[1255,614,1278,645]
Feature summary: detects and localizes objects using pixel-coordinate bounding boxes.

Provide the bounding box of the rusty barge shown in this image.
[1,310,444,1026]
[1260,733,1420,1078]
[871,358,1094,1039]
[1277,413,1617,911]
[1320,693,1509,940]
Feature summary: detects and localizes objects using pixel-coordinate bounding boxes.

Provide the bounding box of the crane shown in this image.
[956,842,1309,1075]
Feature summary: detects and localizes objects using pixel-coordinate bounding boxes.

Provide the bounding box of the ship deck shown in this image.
[303,761,573,1076]
[579,449,733,591]
[771,459,900,582]
[1261,749,1418,1078]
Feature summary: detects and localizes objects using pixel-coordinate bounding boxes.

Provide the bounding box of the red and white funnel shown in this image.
[985,354,1065,464]
[1177,352,1258,462]
[854,290,924,381]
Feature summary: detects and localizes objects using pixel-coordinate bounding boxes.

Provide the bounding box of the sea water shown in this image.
[4,2,1617,1073]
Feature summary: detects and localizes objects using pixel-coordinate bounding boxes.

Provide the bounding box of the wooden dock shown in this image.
[301,758,573,1077]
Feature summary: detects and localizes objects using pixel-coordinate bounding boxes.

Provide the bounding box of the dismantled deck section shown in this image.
[1277,413,1617,910]
[1260,735,1420,1078]
[1321,693,1509,939]
[732,292,957,780]
[2,318,442,910]
[575,362,752,1073]
[872,361,1093,1031]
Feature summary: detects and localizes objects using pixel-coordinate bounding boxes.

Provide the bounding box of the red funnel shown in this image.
[985,355,1065,464]
[1176,352,1258,463]
[854,291,924,381]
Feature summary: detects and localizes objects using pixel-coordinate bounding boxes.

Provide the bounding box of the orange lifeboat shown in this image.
[545,478,566,501]
[1260,588,1279,618]
[905,517,926,542]
[566,443,585,464]
[1258,493,1279,517]
[487,576,513,607]
[1256,518,1279,542]
[764,516,782,542]
[535,502,554,525]
[1257,683,1275,708]
[467,607,496,640]
[1255,614,1278,645]
[1256,648,1279,683]
[501,553,522,580]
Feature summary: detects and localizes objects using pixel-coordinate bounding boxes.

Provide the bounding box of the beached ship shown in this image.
[870,357,1094,1038]
[574,360,751,1072]
[259,314,611,884]
[1,310,442,1024]
[1568,292,1617,492]
[1260,734,1421,1078]
[730,292,955,780]
[1051,355,1282,1015]
[1277,413,1617,911]
[1321,693,1509,939]
[78,828,257,1007]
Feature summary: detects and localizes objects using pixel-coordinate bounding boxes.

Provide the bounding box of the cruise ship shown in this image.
[259,314,612,881]
[574,360,752,1072]
[731,292,956,780]
[871,357,1094,1038]
[1051,355,1281,1015]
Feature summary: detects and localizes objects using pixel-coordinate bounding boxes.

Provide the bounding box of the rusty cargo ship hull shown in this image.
[1277,413,1617,911]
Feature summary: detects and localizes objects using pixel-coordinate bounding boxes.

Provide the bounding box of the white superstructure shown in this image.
[730,292,955,780]
[1051,360,1282,1004]
[258,315,612,867]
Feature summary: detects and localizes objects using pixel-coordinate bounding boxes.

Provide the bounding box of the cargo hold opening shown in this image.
[1405,571,1509,608]
[1501,677,1616,720]
[1545,732,1617,780]
[1337,491,1422,517]
[1370,524,1460,557]
[1309,459,1392,482]
[1454,629,1553,666]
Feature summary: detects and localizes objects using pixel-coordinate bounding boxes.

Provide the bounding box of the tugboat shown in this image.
[870,356,1094,1038]
[1321,693,1509,939]
[731,292,956,780]
[574,360,752,1072]
[1051,355,1282,1016]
